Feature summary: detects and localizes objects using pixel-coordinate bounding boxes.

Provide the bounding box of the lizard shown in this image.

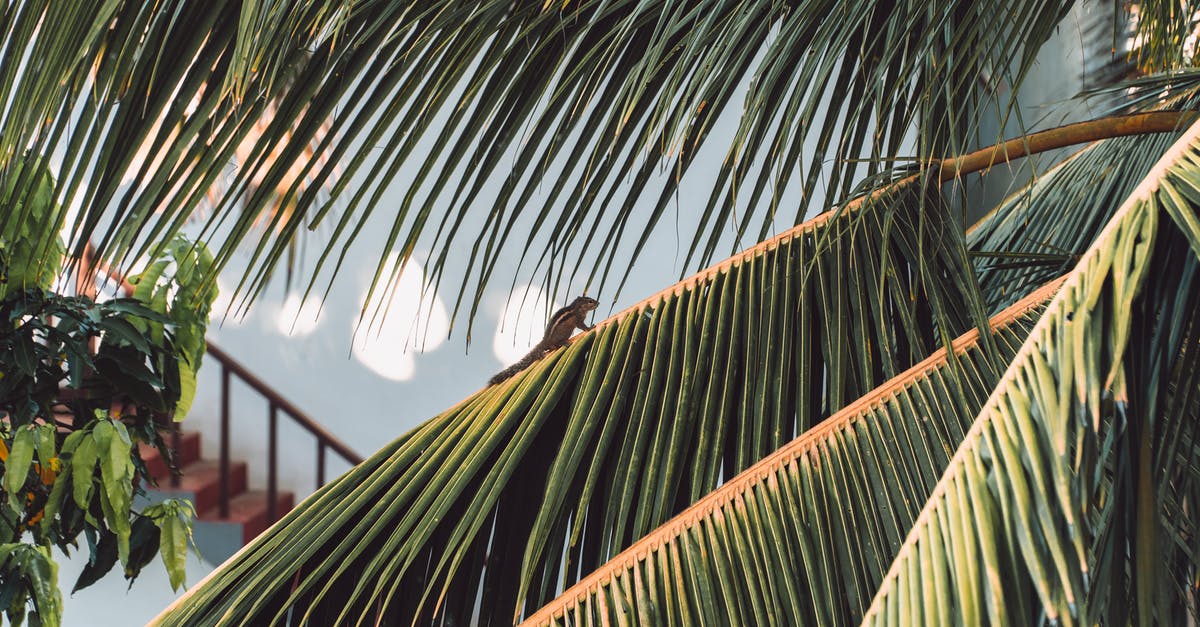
[488,295,599,385]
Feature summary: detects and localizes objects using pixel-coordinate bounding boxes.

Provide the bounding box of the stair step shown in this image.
[147,459,248,514]
[138,432,202,481]
[200,490,295,544]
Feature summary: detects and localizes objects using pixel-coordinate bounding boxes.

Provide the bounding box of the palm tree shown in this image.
[2,1,1198,624]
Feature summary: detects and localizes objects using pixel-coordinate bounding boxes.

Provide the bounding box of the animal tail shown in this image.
[487,346,546,385]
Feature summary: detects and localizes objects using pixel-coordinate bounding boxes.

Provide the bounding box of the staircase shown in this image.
[138,431,295,563]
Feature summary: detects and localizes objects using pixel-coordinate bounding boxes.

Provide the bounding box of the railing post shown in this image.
[220,366,231,518]
[317,443,326,488]
[268,403,278,523]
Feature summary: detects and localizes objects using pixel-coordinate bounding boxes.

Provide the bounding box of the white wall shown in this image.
[53,546,214,627]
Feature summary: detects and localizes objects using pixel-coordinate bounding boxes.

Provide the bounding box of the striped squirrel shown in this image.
[489,296,599,385]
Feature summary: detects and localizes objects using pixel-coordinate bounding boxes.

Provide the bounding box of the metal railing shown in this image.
[202,341,363,521]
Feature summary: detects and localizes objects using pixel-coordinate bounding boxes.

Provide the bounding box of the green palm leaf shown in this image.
[150,162,991,625]
[149,113,1200,626]
[518,117,1200,627]
[967,78,1200,313]
[521,279,1060,625]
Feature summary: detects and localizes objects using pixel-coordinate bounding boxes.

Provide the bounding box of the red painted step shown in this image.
[200,490,296,543]
[137,428,298,553]
[138,432,202,482]
[150,459,248,514]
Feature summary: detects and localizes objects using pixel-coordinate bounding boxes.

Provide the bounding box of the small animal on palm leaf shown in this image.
[489,296,599,385]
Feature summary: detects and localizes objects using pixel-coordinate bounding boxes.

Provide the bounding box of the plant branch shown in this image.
[940,111,1199,181]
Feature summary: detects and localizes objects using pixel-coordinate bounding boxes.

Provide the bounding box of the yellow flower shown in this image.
[38,456,60,485]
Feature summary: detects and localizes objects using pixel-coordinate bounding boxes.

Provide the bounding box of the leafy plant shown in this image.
[0,295,200,625]
[0,157,209,626]
[0,288,178,425]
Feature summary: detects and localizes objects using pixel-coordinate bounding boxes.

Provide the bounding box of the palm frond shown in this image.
[521,279,1059,625]
[149,167,990,625]
[1081,67,1200,117]
[148,109,1200,626]
[8,0,1160,332]
[1129,0,1200,72]
[862,117,1200,625]
[503,114,1200,627]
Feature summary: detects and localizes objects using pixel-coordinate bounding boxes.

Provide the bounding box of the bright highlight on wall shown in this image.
[352,255,449,381]
[492,284,557,365]
[208,279,250,328]
[275,293,322,336]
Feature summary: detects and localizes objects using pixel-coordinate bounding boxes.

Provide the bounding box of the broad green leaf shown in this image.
[174,360,197,421]
[96,421,133,566]
[39,465,70,535]
[124,516,164,589]
[59,430,86,456]
[31,422,53,466]
[11,337,37,377]
[28,549,60,626]
[129,260,171,309]
[70,437,97,511]
[72,528,118,594]
[98,317,152,353]
[4,428,36,511]
[157,504,192,591]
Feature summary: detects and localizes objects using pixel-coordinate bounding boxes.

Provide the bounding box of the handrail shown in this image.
[204,342,361,462]
[77,243,362,523]
[204,340,363,520]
